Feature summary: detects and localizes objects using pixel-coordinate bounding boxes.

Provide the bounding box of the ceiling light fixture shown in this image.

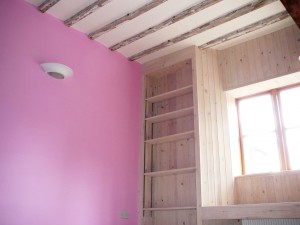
[41,62,73,79]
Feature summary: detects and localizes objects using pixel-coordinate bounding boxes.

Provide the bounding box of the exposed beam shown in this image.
[109,0,221,51]
[202,202,300,220]
[38,0,61,13]
[88,0,167,39]
[128,0,277,61]
[280,0,300,29]
[199,11,289,49]
[64,0,112,27]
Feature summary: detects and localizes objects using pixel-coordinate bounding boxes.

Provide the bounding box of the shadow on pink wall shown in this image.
[0,1,141,225]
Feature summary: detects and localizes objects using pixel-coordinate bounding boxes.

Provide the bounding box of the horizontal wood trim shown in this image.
[145,59,191,77]
[144,167,196,177]
[202,202,300,219]
[146,85,193,103]
[143,206,197,211]
[89,0,167,39]
[146,107,194,123]
[235,170,300,178]
[145,130,194,145]
[129,0,277,61]
[38,0,60,13]
[142,46,196,75]
[109,0,221,51]
[199,11,289,49]
[64,0,112,27]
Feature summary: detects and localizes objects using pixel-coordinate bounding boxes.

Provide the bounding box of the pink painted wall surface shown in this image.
[0,1,141,225]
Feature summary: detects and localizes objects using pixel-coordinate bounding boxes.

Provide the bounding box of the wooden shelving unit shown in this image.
[140,48,201,225]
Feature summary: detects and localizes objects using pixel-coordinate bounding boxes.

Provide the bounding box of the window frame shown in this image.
[236,83,300,175]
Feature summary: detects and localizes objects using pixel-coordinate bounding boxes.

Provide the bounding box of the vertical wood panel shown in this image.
[245,39,258,84]
[219,25,300,90]
[272,30,286,76]
[214,50,227,205]
[193,46,204,225]
[198,48,234,206]
[285,26,300,72]
[252,38,265,83]
[234,171,300,204]
[264,34,277,78]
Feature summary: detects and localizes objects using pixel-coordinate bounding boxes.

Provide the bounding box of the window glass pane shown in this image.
[286,128,300,170]
[280,86,300,128]
[239,94,275,135]
[243,132,280,174]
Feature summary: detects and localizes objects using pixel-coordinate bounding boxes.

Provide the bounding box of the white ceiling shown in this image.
[26,0,295,64]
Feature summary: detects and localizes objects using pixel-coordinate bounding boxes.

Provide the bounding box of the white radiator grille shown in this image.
[243,219,300,225]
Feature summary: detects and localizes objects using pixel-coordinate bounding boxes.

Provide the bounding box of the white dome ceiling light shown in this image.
[41,63,73,79]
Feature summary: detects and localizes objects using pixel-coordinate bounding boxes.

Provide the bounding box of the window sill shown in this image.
[235,169,300,178]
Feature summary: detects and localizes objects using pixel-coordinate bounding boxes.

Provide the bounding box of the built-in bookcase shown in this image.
[141,51,200,225]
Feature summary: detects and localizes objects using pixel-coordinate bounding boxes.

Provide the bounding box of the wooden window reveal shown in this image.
[237,84,300,174]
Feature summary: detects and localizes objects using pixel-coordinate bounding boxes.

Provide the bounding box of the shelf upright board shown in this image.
[141,46,202,225]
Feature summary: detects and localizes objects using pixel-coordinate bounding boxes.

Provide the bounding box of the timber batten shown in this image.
[64,0,112,27]
[199,11,289,49]
[129,0,277,61]
[109,0,221,51]
[38,0,61,12]
[88,0,167,39]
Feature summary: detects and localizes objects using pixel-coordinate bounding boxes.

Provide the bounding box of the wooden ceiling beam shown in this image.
[88,0,167,39]
[38,0,61,13]
[280,0,300,29]
[199,11,289,49]
[109,0,221,51]
[128,0,277,61]
[64,0,112,27]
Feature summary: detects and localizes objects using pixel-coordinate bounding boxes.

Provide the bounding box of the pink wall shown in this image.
[0,1,141,225]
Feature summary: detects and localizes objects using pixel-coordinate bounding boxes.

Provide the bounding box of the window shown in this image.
[237,85,300,174]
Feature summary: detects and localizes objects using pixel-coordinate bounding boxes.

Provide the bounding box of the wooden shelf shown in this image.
[144,167,196,177]
[143,206,196,211]
[146,85,193,103]
[146,107,194,123]
[145,130,194,145]
[201,202,300,220]
[145,60,191,77]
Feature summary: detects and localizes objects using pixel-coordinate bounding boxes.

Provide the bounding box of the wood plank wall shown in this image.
[234,171,300,204]
[218,24,300,91]
[196,48,234,206]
